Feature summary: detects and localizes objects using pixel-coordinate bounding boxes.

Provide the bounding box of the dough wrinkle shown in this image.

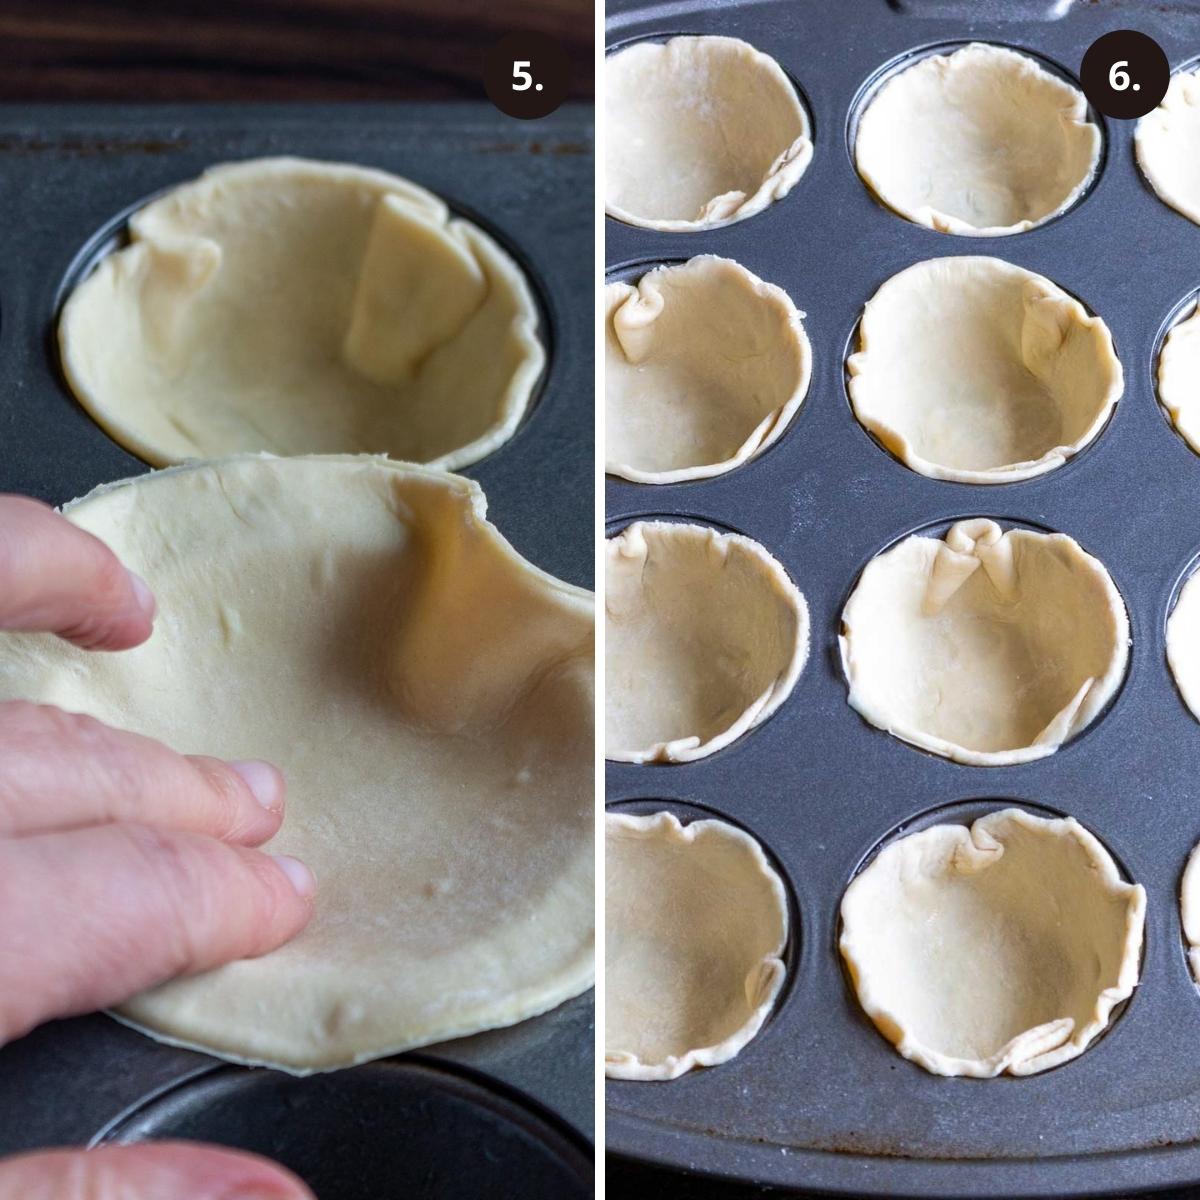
[611,278,667,362]
[343,196,490,385]
[119,236,223,371]
[698,188,748,224]
[925,519,1014,614]
[1033,676,1095,747]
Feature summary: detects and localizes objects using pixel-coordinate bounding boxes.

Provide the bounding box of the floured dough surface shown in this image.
[1157,301,1200,454]
[840,519,1128,765]
[0,455,594,1072]
[606,521,808,763]
[606,36,812,231]
[59,158,543,470]
[606,257,811,483]
[606,811,787,1080]
[848,257,1121,483]
[855,43,1099,235]
[1137,71,1200,226]
[1167,565,1200,721]
[840,808,1144,1077]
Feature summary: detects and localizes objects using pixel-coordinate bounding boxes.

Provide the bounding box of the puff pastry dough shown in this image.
[606,257,811,483]
[841,808,1145,1077]
[855,43,1099,236]
[59,158,543,469]
[840,519,1128,765]
[848,257,1121,483]
[1137,70,1200,226]
[606,521,808,763]
[606,36,812,231]
[0,455,594,1072]
[1180,838,1200,984]
[606,811,787,1080]
[1167,564,1200,722]
[1157,301,1200,454]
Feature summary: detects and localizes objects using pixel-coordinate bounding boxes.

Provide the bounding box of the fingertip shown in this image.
[97,569,156,651]
[272,854,317,900]
[128,570,157,621]
[228,759,286,814]
[63,567,157,653]
[186,755,285,844]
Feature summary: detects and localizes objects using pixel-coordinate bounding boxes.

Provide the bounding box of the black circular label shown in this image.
[483,33,570,120]
[1080,30,1169,119]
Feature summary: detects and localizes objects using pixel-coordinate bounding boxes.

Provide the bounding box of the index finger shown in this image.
[0,495,155,650]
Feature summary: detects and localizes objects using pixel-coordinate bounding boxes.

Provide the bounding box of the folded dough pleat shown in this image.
[88,236,222,376]
[343,193,487,384]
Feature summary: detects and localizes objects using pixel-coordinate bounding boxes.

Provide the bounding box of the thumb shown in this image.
[0,1142,314,1199]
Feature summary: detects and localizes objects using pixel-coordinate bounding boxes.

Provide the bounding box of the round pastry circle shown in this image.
[606,257,812,483]
[606,520,809,763]
[1166,562,1200,722]
[1137,70,1200,226]
[848,257,1122,483]
[854,43,1100,236]
[840,519,1129,766]
[1157,300,1200,454]
[606,35,813,232]
[0,455,594,1072]
[840,807,1145,1078]
[58,157,544,470]
[606,811,788,1080]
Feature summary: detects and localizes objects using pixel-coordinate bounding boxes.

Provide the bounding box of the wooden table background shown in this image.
[0,0,593,100]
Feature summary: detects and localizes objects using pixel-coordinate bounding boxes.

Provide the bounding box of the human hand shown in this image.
[0,495,317,1197]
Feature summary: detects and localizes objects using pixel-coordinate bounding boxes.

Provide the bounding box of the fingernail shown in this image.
[128,571,156,620]
[273,854,316,898]
[229,759,284,812]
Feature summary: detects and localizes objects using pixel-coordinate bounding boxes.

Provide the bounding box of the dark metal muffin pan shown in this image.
[605,1,1200,1195]
[0,103,594,1192]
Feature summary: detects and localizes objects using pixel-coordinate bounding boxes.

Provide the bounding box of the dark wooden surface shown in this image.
[0,0,592,101]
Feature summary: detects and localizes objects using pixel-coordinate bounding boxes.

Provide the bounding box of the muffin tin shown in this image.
[0,103,593,1196]
[605,0,1200,1194]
